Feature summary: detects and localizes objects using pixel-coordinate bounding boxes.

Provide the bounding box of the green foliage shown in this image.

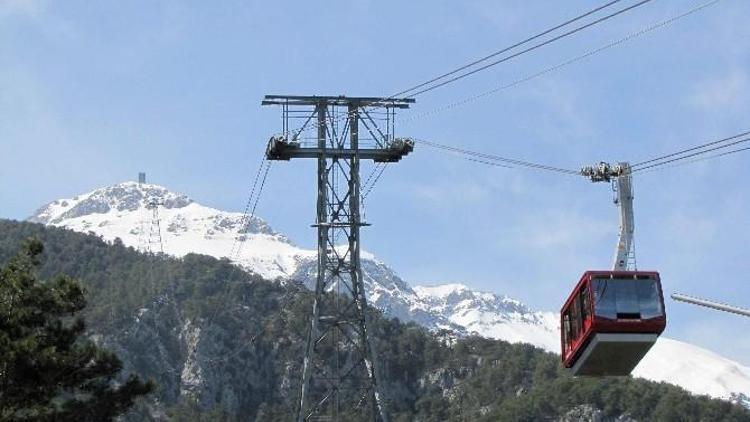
[0,238,154,421]
[0,219,748,421]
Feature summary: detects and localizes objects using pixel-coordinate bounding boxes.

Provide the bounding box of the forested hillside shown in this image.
[1,219,747,421]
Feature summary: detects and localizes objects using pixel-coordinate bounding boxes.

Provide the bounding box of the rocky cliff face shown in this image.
[88,277,301,419]
[558,405,636,422]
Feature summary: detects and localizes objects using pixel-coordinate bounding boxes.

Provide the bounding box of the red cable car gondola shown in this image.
[563,162,667,376]
[561,270,666,376]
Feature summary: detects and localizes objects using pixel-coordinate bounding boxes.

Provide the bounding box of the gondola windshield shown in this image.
[592,276,663,320]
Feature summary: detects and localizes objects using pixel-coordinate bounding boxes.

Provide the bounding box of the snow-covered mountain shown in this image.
[635,338,750,399]
[27,182,457,331]
[28,181,750,402]
[413,283,560,352]
[29,182,305,280]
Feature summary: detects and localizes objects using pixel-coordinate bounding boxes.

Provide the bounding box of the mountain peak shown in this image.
[413,283,559,352]
[414,283,522,307]
[27,181,298,278]
[29,181,193,225]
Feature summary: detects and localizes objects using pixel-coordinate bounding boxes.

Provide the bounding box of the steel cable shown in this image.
[286,0,659,138]
[234,160,273,260]
[631,129,750,169]
[636,145,750,175]
[401,0,721,126]
[632,137,750,173]
[406,0,657,97]
[389,0,627,98]
[229,154,268,259]
[414,137,580,176]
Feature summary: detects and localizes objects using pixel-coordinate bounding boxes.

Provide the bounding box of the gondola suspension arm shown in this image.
[580,161,635,271]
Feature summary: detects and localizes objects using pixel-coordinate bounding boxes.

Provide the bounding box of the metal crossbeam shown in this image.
[262,94,414,108]
[262,95,413,422]
[266,142,413,162]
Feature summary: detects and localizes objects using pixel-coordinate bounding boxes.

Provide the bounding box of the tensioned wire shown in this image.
[287,0,661,138]
[287,0,723,188]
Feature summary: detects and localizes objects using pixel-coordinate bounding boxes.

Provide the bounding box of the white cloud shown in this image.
[689,68,749,111]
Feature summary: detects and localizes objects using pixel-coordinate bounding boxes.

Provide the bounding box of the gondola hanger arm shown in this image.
[580,162,635,271]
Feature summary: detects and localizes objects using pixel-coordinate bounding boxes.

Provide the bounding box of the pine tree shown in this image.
[0,239,154,421]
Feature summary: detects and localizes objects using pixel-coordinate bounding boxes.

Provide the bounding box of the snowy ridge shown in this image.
[413,284,559,352]
[30,182,307,280]
[634,338,750,399]
[30,182,458,330]
[28,181,750,402]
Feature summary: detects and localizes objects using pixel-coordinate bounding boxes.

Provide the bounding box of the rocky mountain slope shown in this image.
[28,181,750,402]
[4,219,748,420]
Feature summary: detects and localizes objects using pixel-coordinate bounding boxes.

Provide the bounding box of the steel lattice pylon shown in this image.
[262,95,414,422]
[139,198,164,254]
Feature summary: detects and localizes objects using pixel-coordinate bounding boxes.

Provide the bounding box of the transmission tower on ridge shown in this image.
[262,95,414,422]
[137,173,150,252]
[145,198,164,254]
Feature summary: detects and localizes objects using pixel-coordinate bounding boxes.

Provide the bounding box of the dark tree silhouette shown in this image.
[0,239,153,421]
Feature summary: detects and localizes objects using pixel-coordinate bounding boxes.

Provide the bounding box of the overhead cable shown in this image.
[414,137,579,175]
[401,0,721,125]
[636,145,750,175]
[361,163,385,196]
[404,0,657,97]
[234,160,273,260]
[289,0,657,137]
[362,164,388,200]
[390,0,626,98]
[631,131,750,172]
[230,158,273,260]
[291,0,709,147]
[631,129,750,169]
[228,155,267,259]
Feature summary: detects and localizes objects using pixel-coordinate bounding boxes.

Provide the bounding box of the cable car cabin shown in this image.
[561,271,666,376]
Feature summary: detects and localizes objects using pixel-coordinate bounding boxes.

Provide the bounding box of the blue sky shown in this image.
[2,0,750,365]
